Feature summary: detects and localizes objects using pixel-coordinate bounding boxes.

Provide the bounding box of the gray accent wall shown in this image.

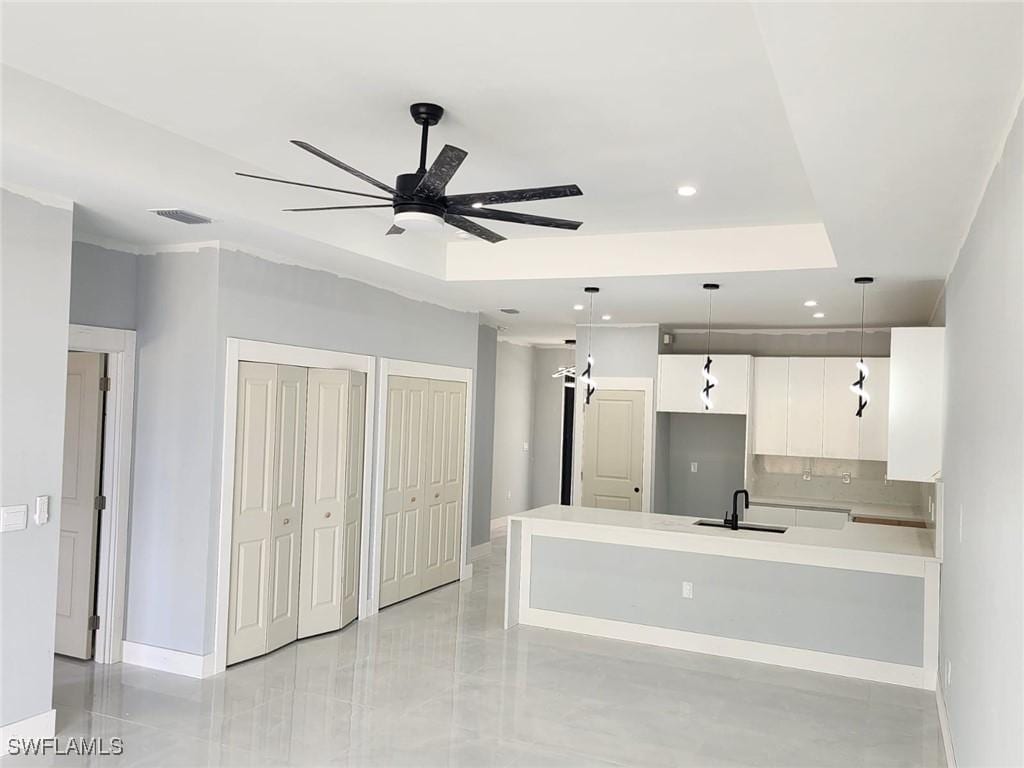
[471,325,497,546]
[0,190,73,727]
[491,341,535,519]
[941,101,1022,768]
[663,413,746,517]
[530,346,573,507]
[576,324,660,379]
[664,328,891,357]
[69,242,138,330]
[530,536,925,667]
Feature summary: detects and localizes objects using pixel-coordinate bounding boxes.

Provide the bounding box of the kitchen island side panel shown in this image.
[529,535,924,666]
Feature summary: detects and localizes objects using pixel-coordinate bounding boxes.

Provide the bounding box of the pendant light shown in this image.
[851,276,874,417]
[580,287,599,406]
[700,283,719,410]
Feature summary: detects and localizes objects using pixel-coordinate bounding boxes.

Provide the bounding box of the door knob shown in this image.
[283,518,290,525]
[434,492,440,499]
[411,496,416,502]
[634,487,640,493]
[325,512,332,518]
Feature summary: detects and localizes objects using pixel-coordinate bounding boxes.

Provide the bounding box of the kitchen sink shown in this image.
[695,520,787,534]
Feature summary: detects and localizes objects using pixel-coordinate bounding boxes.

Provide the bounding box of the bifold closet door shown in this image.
[422,380,467,591]
[341,373,366,627]
[297,369,350,638]
[228,363,307,665]
[380,376,429,608]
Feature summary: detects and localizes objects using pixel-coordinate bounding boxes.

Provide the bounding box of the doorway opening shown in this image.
[560,375,575,505]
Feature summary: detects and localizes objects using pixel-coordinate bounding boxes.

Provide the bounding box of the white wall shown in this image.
[491,342,535,519]
[0,189,73,728]
[940,101,1023,767]
[530,346,573,507]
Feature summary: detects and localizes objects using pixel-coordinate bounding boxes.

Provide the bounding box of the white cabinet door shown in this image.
[859,358,889,461]
[822,358,860,460]
[888,328,945,480]
[657,354,749,414]
[745,505,796,526]
[297,368,349,639]
[786,358,825,458]
[752,358,789,455]
[657,355,702,412]
[266,366,307,653]
[56,352,105,659]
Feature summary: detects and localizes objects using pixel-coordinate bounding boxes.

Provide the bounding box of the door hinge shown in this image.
[88,615,100,631]
[94,495,106,512]
[99,376,111,392]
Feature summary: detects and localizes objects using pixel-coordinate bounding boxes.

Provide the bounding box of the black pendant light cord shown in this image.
[583,288,598,406]
[852,277,873,417]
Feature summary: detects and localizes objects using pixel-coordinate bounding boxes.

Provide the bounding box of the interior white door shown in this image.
[297,369,349,639]
[858,358,890,461]
[786,357,825,458]
[379,376,429,608]
[228,362,277,665]
[56,351,105,659]
[266,365,307,653]
[341,372,366,627]
[822,358,860,460]
[421,380,467,592]
[581,389,645,511]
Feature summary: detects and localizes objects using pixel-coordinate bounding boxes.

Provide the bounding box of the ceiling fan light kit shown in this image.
[237,102,584,243]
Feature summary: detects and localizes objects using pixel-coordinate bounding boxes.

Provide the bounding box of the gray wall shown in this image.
[126,247,221,654]
[69,242,137,330]
[941,102,1022,768]
[576,324,660,379]
[665,328,890,357]
[662,413,746,517]
[0,190,73,727]
[491,341,535,519]
[530,346,573,508]
[531,536,925,666]
[124,246,481,656]
[471,325,497,546]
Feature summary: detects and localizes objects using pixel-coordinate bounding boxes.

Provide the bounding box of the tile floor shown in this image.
[14,530,944,767]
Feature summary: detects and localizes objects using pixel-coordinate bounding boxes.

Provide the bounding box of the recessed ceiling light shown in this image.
[677,185,697,197]
[573,304,584,311]
[813,312,825,319]
[601,314,612,321]
[471,202,484,209]
[803,299,818,307]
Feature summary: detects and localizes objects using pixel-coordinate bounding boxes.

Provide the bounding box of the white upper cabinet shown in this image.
[859,357,890,462]
[786,357,825,458]
[752,358,788,455]
[888,328,945,480]
[656,354,750,414]
[822,358,860,460]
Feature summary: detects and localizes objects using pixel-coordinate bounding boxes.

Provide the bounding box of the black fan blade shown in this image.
[386,224,405,236]
[282,204,392,212]
[414,144,468,200]
[291,140,400,196]
[235,172,392,201]
[448,205,581,231]
[444,213,506,243]
[446,184,582,207]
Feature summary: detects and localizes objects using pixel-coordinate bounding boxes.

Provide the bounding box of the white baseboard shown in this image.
[0,709,56,741]
[936,683,957,768]
[469,542,492,561]
[121,641,215,679]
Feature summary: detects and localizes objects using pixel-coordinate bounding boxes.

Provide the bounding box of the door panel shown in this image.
[582,389,645,512]
[56,352,105,659]
[298,369,349,638]
[228,362,277,665]
[439,383,466,584]
[267,366,307,652]
[341,373,365,626]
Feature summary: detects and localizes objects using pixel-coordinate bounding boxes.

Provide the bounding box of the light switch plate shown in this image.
[35,495,50,526]
[682,581,694,599]
[690,462,698,473]
[1,504,28,532]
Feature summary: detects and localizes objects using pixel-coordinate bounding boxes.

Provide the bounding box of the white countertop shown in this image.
[750,495,926,521]
[509,504,938,561]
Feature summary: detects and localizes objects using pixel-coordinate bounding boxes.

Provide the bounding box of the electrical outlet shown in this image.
[945,659,952,688]
[34,495,49,526]
[841,472,851,485]
[690,462,698,473]
[522,442,529,452]
[682,581,693,599]
[802,469,812,481]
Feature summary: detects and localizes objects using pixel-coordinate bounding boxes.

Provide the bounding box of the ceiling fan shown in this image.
[236,103,583,244]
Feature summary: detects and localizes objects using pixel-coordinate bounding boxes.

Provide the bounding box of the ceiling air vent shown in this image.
[148,208,212,225]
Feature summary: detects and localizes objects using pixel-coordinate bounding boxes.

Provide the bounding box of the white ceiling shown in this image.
[2,2,1020,343]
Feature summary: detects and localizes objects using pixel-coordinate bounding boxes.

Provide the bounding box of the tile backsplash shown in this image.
[749,455,924,508]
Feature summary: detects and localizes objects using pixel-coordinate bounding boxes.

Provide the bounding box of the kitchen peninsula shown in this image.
[505,505,939,689]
